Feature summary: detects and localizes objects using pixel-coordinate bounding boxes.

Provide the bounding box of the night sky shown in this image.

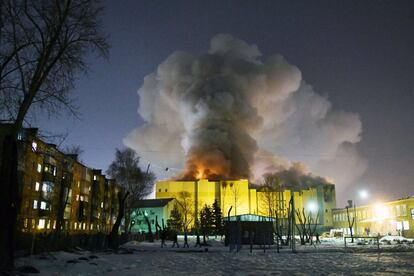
[36,0,414,206]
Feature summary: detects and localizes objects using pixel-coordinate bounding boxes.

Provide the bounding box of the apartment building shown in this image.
[0,124,120,234]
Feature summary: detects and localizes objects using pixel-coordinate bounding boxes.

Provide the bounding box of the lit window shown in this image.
[80,195,84,201]
[101,202,104,208]
[74,222,78,229]
[397,221,410,230]
[35,182,40,191]
[31,141,37,152]
[40,201,47,210]
[404,221,410,230]
[93,175,97,181]
[38,219,45,229]
[53,167,57,176]
[411,209,414,219]
[17,133,23,140]
[33,200,38,209]
[37,164,42,173]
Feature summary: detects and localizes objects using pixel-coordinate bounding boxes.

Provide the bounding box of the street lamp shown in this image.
[359,190,368,200]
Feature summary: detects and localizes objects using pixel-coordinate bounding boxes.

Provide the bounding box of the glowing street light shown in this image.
[359,190,368,200]
[307,201,317,213]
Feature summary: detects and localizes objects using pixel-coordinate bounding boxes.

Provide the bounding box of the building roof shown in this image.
[132,198,175,208]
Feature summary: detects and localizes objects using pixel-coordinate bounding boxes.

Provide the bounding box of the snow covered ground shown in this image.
[16,238,414,275]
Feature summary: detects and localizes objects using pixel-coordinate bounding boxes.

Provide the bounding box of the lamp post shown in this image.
[354,189,369,236]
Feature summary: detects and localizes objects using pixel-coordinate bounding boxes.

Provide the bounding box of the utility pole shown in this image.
[291,194,296,253]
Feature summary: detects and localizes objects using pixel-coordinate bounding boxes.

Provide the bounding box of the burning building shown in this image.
[125,34,365,231]
[152,178,336,231]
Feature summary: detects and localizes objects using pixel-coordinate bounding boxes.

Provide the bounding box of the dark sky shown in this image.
[37,0,414,206]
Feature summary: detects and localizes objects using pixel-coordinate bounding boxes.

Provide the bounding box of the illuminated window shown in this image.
[77,181,80,187]
[411,209,414,219]
[40,201,47,210]
[24,218,28,228]
[80,195,84,201]
[74,222,78,229]
[38,219,45,229]
[37,164,42,173]
[53,167,57,176]
[101,202,104,208]
[76,194,79,201]
[33,200,38,209]
[397,221,410,230]
[35,182,40,191]
[93,175,97,181]
[31,141,37,152]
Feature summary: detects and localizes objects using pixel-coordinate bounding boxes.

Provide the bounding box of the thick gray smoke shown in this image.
[124,34,367,188]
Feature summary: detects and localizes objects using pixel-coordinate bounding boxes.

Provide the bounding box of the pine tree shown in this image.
[200,204,213,244]
[167,203,183,232]
[212,199,224,236]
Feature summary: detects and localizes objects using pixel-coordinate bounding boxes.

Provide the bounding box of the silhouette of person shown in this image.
[172,231,179,248]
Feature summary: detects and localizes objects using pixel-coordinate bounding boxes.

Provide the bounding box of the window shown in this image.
[53,167,57,176]
[101,202,104,208]
[38,219,45,229]
[402,205,407,216]
[33,200,38,209]
[42,183,51,193]
[411,208,414,219]
[37,164,42,173]
[165,189,168,192]
[93,175,97,181]
[35,182,40,191]
[397,221,410,230]
[158,189,161,192]
[40,201,47,210]
[31,141,37,152]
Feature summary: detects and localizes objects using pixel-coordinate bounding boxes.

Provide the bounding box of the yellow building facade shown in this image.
[156,179,336,229]
[332,197,414,238]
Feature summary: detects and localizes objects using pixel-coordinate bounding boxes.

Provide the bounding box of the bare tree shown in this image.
[0,0,108,270]
[259,174,281,217]
[175,190,194,247]
[230,182,241,216]
[106,148,155,235]
[346,204,355,243]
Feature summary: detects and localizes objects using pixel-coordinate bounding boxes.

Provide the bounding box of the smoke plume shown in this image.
[124,34,367,189]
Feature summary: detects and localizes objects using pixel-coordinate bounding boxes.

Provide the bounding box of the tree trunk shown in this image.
[108,191,129,249]
[0,135,19,271]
